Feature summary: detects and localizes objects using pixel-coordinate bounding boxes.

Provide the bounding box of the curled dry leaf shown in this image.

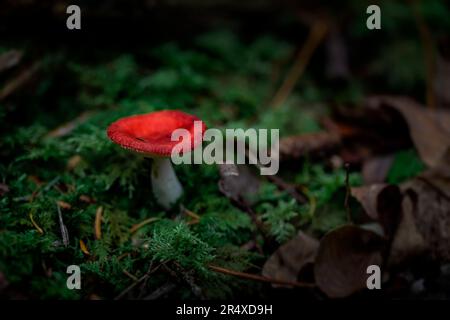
[262,231,319,287]
[388,195,427,266]
[367,96,450,167]
[398,166,450,261]
[314,225,384,298]
[279,131,341,161]
[218,164,260,205]
[351,184,402,238]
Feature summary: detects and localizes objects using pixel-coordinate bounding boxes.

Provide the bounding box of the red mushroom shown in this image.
[107,110,206,209]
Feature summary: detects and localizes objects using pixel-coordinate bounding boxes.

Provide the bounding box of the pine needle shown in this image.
[29,210,44,235]
[95,206,103,240]
[79,239,90,255]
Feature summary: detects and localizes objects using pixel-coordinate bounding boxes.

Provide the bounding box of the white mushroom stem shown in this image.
[150,157,183,209]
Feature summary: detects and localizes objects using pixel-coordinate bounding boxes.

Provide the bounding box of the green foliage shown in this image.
[261,199,299,243]
[145,222,214,274]
[388,149,425,184]
[296,163,362,207]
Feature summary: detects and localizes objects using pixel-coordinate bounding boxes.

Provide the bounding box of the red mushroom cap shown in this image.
[106,110,206,157]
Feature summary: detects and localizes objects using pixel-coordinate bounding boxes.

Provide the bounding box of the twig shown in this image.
[208,265,315,288]
[270,20,328,108]
[15,176,61,202]
[344,163,353,224]
[246,148,307,204]
[114,263,162,300]
[172,262,204,299]
[143,282,177,300]
[129,217,160,234]
[0,50,22,73]
[0,61,40,100]
[122,269,139,282]
[266,175,307,204]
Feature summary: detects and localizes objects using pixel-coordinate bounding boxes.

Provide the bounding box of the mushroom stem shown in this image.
[150,157,183,209]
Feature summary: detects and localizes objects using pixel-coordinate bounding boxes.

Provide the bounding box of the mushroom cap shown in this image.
[106,110,206,157]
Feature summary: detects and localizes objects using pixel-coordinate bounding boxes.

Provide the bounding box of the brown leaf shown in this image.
[399,167,450,261]
[0,50,22,73]
[262,231,319,287]
[218,164,261,205]
[279,131,341,161]
[314,225,384,298]
[367,96,450,167]
[351,184,402,238]
[388,195,427,266]
[362,155,394,184]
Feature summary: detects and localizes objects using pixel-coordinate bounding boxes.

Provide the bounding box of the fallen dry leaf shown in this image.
[314,225,384,298]
[218,164,261,205]
[367,96,450,167]
[262,231,319,287]
[388,195,427,266]
[351,184,402,238]
[399,166,450,261]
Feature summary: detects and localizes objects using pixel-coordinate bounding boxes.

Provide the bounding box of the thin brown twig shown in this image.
[344,163,353,224]
[114,263,162,300]
[0,61,40,100]
[129,217,160,234]
[270,20,328,108]
[208,265,315,288]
